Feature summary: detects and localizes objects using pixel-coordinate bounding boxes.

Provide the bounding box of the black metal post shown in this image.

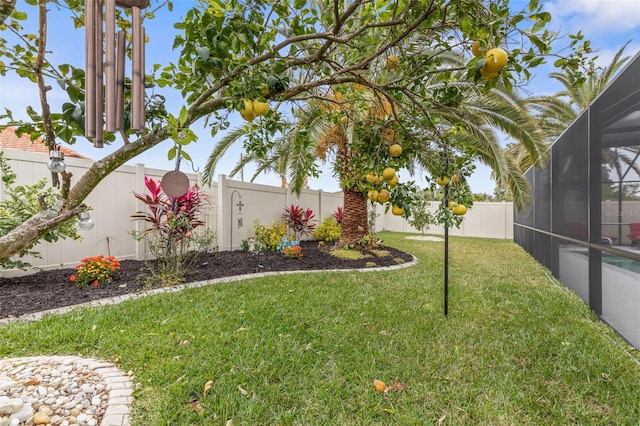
[444,183,449,317]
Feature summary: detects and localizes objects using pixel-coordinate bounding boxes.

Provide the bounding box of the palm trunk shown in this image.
[339,187,368,246]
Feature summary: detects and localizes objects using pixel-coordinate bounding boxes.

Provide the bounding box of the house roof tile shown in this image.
[0,127,92,160]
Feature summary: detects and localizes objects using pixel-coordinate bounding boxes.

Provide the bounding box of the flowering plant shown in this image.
[282,245,303,259]
[282,205,316,240]
[70,255,121,287]
[131,177,206,244]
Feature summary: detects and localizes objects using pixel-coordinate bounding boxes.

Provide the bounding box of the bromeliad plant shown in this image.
[283,205,316,241]
[131,177,208,286]
[70,255,121,287]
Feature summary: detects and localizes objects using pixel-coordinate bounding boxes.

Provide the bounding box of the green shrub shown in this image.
[253,219,287,251]
[0,152,80,269]
[313,216,341,242]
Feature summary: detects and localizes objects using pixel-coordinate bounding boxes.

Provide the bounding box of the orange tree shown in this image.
[0,0,592,259]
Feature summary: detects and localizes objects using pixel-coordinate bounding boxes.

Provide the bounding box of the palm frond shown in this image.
[202,125,254,185]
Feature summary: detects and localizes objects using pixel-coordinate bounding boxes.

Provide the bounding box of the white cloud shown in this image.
[591,41,640,68]
[545,0,640,35]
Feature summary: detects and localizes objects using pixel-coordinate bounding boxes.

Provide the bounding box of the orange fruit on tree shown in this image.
[479,67,499,80]
[373,379,386,392]
[382,167,396,181]
[368,190,379,202]
[385,55,399,70]
[471,40,484,57]
[388,175,399,187]
[392,205,405,216]
[448,200,458,209]
[239,99,256,121]
[366,173,380,185]
[436,176,449,186]
[452,204,467,215]
[451,174,462,185]
[252,99,269,116]
[240,109,256,122]
[389,144,403,157]
[484,48,508,73]
[377,189,390,203]
[240,99,253,113]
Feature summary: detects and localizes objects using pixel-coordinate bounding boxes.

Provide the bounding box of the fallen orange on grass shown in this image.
[373,379,386,392]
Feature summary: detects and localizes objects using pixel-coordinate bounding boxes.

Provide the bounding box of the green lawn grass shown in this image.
[2,232,639,424]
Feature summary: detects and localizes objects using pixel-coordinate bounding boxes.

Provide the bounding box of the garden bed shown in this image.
[0,241,413,319]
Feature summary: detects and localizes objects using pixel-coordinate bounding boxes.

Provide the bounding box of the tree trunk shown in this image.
[339,187,368,246]
[0,127,171,261]
[0,199,85,260]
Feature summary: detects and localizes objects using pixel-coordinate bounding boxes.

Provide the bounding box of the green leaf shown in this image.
[11,11,27,21]
[179,106,188,126]
[168,146,177,161]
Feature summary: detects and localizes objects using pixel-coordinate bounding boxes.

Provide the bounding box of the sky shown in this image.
[1,0,640,195]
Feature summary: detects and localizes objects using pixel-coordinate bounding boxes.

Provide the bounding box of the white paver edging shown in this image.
[1,355,132,426]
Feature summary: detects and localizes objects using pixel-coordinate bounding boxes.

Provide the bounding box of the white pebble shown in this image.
[63,400,77,410]
[8,403,34,422]
[80,385,95,394]
[0,396,22,415]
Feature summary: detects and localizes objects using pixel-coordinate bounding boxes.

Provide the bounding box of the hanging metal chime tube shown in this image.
[104,0,116,132]
[93,0,104,147]
[115,30,126,130]
[84,0,96,138]
[131,6,144,131]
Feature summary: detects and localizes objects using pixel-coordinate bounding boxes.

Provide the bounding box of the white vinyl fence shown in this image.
[216,175,344,251]
[0,149,215,277]
[376,201,514,239]
[0,148,513,277]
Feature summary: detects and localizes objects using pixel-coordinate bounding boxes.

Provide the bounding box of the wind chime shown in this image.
[84,0,149,147]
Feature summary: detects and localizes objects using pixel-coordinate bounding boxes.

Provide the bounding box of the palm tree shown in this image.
[493,43,633,202]
[524,43,631,146]
[203,123,291,188]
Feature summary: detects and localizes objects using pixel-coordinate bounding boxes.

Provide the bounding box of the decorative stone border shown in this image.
[0,356,132,426]
[0,257,417,325]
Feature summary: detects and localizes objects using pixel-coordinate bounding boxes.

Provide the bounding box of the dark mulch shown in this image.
[0,241,413,319]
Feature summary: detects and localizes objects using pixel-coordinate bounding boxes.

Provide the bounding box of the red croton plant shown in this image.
[282,204,317,241]
[132,176,206,244]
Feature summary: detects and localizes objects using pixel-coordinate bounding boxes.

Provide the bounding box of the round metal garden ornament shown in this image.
[161,170,190,198]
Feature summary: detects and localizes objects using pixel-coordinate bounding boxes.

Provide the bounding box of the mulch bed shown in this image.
[0,241,413,319]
